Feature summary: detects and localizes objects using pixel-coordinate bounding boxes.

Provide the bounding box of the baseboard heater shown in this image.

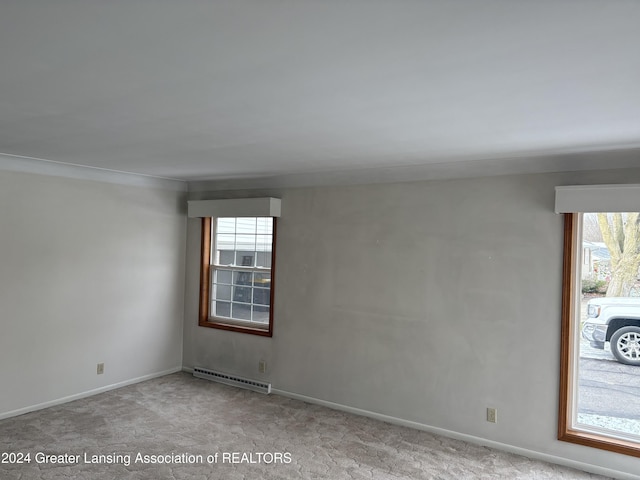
[193,367,271,394]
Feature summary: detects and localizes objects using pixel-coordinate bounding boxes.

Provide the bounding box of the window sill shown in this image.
[559,429,640,458]
[199,318,272,337]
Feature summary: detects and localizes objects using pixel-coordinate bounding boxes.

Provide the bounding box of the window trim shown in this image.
[558,212,640,457]
[198,217,276,337]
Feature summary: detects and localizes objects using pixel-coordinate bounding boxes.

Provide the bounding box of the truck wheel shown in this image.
[610,326,640,366]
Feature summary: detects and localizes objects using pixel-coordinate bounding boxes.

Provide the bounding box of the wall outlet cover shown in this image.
[487,407,497,423]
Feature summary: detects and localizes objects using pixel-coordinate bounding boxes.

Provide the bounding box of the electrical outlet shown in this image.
[487,407,497,423]
[97,363,104,375]
[258,361,266,374]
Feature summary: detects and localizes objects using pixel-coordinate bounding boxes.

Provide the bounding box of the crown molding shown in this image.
[188,147,640,192]
[0,153,186,191]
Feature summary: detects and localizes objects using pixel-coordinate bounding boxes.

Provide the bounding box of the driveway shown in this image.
[577,357,640,436]
[576,297,640,436]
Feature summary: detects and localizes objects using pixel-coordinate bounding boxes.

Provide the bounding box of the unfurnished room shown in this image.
[1,1,640,479]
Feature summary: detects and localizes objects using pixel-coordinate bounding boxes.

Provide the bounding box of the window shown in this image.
[199,216,276,336]
[559,212,640,458]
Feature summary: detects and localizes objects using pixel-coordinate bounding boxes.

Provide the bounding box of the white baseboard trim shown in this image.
[272,388,638,480]
[0,367,183,421]
[182,366,194,374]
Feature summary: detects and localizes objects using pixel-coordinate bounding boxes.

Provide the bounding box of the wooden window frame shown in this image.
[558,212,640,457]
[198,217,276,337]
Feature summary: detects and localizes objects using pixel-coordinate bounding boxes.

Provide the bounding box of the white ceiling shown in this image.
[1,0,639,185]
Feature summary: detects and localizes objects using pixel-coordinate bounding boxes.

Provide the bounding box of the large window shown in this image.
[199,216,276,336]
[559,212,640,457]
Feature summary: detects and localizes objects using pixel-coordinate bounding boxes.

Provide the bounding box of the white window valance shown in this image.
[555,184,640,213]
[187,197,281,218]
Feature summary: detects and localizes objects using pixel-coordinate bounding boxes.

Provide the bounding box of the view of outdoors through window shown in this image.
[576,212,640,442]
[211,217,273,325]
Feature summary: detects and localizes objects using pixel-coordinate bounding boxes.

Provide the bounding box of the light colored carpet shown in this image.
[0,372,608,479]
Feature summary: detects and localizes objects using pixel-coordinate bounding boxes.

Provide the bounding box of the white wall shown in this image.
[183,167,640,478]
[0,169,186,416]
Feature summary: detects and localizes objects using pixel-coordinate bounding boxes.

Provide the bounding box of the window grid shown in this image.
[210,217,273,326]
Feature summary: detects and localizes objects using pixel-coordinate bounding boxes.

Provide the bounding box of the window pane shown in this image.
[231,303,251,320]
[256,217,273,234]
[252,305,270,323]
[236,251,255,267]
[215,269,232,284]
[215,301,231,318]
[236,218,257,234]
[256,252,271,268]
[216,234,235,252]
[233,271,253,285]
[236,234,256,252]
[217,250,234,266]
[256,235,272,252]
[213,284,231,301]
[233,286,252,303]
[217,218,236,234]
[253,287,270,306]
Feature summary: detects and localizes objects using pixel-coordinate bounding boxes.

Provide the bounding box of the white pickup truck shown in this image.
[582,297,640,365]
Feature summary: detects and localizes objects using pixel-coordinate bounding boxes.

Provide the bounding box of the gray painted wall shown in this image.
[0,170,186,415]
[183,167,640,476]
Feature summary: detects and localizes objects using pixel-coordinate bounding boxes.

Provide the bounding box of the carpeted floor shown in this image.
[0,372,608,479]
